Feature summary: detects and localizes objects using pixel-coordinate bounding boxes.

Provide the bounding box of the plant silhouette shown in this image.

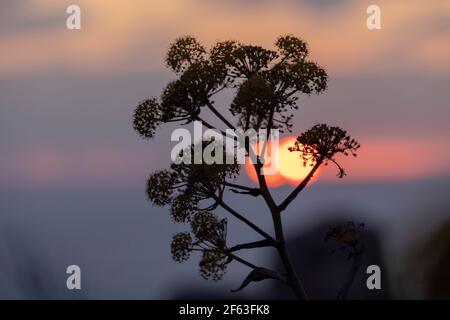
[133,35,360,299]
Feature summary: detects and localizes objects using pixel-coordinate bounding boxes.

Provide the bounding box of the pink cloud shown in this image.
[0,0,449,76]
[319,137,450,182]
[0,147,162,188]
[2,136,450,189]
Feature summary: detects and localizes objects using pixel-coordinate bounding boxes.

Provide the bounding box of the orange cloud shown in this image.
[0,147,156,188]
[243,136,450,187]
[0,0,448,76]
[319,137,450,183]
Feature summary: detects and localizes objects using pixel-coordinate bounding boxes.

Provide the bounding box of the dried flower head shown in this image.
[325,221,365,258]
[289,123,360,177]
[133,98,162,139]
[160,80,200,123]
[146,170,176,206]
[231,75,276,130]
[170,193,199,223]
[171,232,193,262]
[166,36,206,73]
[199,250,228,281]
[190,211,227,248]
[275,35,308,62]
[209,40,239,70]
[171,140,240,201]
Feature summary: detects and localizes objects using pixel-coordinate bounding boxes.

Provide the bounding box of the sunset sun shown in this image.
[278,137,318,186]
[245,136,319,187]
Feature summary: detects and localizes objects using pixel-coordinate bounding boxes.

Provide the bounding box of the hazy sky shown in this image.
[1,0,450,188]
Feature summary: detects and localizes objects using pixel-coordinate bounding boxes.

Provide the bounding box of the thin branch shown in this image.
[229,188,261,197]
[228,239,276,252]
[206,101,236,130]
[208,84,227,97]
[228,253,291,287]
[227,252,258,270]
[278,158,323,212]
[224,182,255,191]
[193,248,259,273]
[224,182,261,196]
[228,253,290,290]
[210,193,274,241]
[196,116,251,157]
[337,255,362,300]
[195,116,229,138]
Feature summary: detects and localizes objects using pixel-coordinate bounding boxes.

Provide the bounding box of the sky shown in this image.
[1,0,450,299]
[1,0,450,189]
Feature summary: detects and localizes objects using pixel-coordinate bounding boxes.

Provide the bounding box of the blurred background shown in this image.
[0,0,449,299]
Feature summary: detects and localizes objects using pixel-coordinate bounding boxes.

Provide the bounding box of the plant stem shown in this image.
[229,239,275,252]
[204,98,310,299]
[227,252,258,269]
[278,158,323,212]
[272,211,309,299]
[211,194,275,241]
[206,102,236,130]
[254,161,309,299]
[224,182,258,192]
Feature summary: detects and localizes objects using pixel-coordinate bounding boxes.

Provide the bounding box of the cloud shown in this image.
[0,147,160,188]
[1,72,449,188]
[2,135,449,189]
[1,1,449,189]
[322,137,450,182]
[0,0,448,76]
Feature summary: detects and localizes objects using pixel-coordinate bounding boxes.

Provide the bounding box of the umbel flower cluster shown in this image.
[325,221,366,259]
[146,141,238,280]
[133,35,360,298]
[171,211,229,280]
[133,35,328,138]
[289,124,361,178]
